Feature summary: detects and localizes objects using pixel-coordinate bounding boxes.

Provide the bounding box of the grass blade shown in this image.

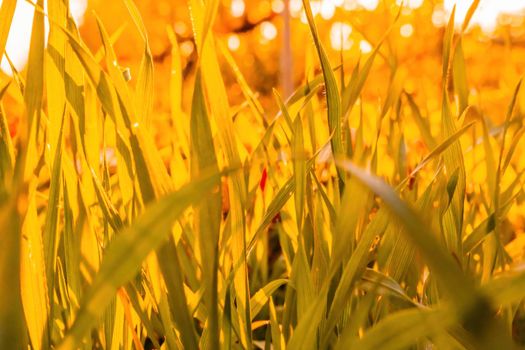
[57,172,221,349]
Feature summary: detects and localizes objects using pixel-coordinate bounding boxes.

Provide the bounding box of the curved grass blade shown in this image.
[398,119,475,189]
[358,268,419,307]
[302,0,344,185]
[338,161,474,305]
[57,172,221,350]
[320,206,389,347]
[188,2,251,345]
[122,0,154,124]
[335,308,453,350]
[250,279,288,320]
[338,160,515,347]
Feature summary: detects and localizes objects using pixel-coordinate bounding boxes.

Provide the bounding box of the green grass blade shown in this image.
[335,308,453,350]
[0,198,27,349]
[250,279,288,320]
[156,240,200,350]
[57,172,221,349]
[20,188,49,350]
[0,0,16,58]
[398,120,475,189]
[337,161,473,304]
[320,207,389,346]
[122,0,154,124]
[302,0,344,185]
[24,0,45,133]
[42,109,65,336]
[190,70,221,349]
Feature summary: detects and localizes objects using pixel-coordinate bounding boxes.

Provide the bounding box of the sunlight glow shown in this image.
[320,1,336,20]
[330,22,353,50]
[260,21,278,41]
[442,0,525,32]
[356,0,378,11]
[227,34,241,51]
[400,23,414,37]
[0,0,87,74]
[231,0,246,18]
[396,0,424,10]
[359,40,372,53]
[271,0,285,14]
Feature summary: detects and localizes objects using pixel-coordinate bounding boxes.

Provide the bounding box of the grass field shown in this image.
[1,0,525,349]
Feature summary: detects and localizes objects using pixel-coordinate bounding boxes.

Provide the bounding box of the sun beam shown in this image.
[0,0,87,75]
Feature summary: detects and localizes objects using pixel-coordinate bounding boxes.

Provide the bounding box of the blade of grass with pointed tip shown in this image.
[292,237,316,325]
[320,207,389,347]
[219,41,265,125]
[42,109,65,338]
[286,68,336,107]
[441,102,466,254]
[250,279,288,320]
[502,127,525,175]
[338,161,473,305]
[287,285,327,350]
[56,172,221,350]
[358,268,419,306]
[167,26,190,159]
[0,0,16,58]
[188,0,244,172]
[122,0,154,125]
[188,3,250,345]
[332,175,372,261]
[269,297,283,350]
[439,24,467,255]
[486,79,523,277]
[61,175,82,307]
[442,7,455,89]
[404,92,436,149]
[65,16,172,204]
[302,0,344,185]
[452,39,469,115]
[20,186,49,350]
[383,183,434,287]
[190,70,221,349]
[461,0,481,33]
[339,161,515,347]
[24,0,45,134]
[311,170,337,226]
[46,0,68,161]
[398,120,475,189]
[341,11,400,119]
[157,239,200,350]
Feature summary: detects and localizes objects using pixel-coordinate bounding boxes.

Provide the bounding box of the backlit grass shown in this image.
[1,0,525,349]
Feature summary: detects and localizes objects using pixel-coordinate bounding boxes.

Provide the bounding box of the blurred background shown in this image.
[2,0,525,117]
[1,1,525,236]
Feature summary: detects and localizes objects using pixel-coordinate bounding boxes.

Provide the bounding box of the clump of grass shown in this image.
[1,0,525,349]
